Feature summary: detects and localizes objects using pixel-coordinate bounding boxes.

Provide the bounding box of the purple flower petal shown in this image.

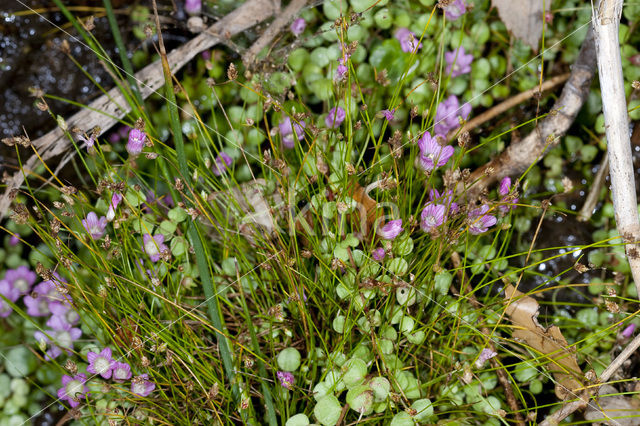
[325,106,346,128]
[445,46,473,78]
[277,371,295,389]
[395,28,422,53]
[291,18,306,36]
[468,205,497,235]
[418,131,454,171]
[185,0,201,15]
[421,203,446,232]
[372,248,386,261]
[127,128,146,156]
[279,116,306,149]
[444,0,467,20]
[378,219,403,240]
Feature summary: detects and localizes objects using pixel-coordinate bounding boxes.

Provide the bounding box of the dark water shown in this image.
[0,2,120,139]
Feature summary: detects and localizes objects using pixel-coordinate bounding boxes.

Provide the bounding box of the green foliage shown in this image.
[4,0,640,424]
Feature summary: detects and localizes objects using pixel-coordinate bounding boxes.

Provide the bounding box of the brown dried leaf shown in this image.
[349,182,380,233]
[492,0,551,51]
[585,385,640,425]
[504,284,583,399]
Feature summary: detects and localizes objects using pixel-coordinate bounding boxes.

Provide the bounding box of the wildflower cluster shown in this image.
[0,268,82,361]
[58,347,155,408]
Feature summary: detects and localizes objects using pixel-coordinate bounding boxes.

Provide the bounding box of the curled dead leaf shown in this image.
[504,284,584,399]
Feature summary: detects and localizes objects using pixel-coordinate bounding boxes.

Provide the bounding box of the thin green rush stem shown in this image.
[150,0,251,418]
[236,267,278,426]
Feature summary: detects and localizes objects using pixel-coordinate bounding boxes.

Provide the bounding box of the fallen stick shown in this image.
[0,0,278,218]
[461,27,596,199]
[593,0,640,297]
[447,72,571,140]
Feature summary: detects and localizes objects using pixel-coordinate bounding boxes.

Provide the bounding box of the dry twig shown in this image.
[577,151,608,222]
[539,332,640,425]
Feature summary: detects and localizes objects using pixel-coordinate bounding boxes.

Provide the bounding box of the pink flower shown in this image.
[131,374,156,397]
[34,316,82,360]
[622,324,636,339]
[372,248,386,261]
[143,234,167,263]
[23,284,54,317]
[279,116,306,149]
[380,109,395,121]
[378,219,403,240]
[9,233,20,246]
[291,18,306,36]
[325,106,346,128]
[444,0,466,20]
[48,301,80,328]
[119,126,131,139]
[545,11,554,24]
[112,362,133,382]
[395,28,422,53]
[277,371,295,390]
[23,274,69,317]
[445,47,473,78]
[106,192,123,222]
[429,189,459,215]
[0,279,20,318]
[335,64,348,81]
[498,176,519,213]
[499,176,512,197]
[127,128,146,156]
[4,266,37,296]
[475,348,498,368]
[338,42,352,65]
[57,374,88,408]
[87,347,116,379]
[420,203,446,232]
[434,95,472,135]
[212,152,233,176]
[82,212,107,240]
[418,131,455,171]
[468,205,497,235]
[184,0,201,15]
[76,131,97,150]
